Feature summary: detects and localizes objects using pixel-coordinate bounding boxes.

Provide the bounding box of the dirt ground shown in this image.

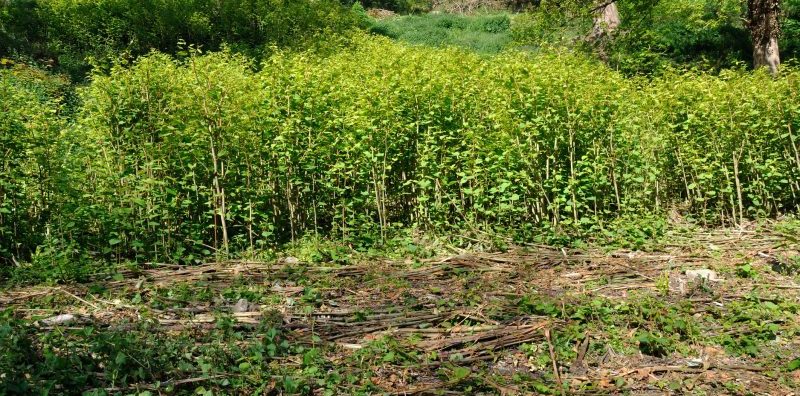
[3,223,800,395]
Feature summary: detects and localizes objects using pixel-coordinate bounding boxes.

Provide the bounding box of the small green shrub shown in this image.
[0,310,40,394]
[637,331,673,357]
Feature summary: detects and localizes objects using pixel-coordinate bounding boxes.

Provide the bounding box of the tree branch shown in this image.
[589,0,619,13]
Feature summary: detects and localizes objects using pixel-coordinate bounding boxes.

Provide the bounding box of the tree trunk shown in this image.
[748,0,781,76]
[588,1,620,41]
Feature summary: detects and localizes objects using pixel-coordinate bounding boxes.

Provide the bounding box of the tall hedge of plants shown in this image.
[25,35,791,266]
[2,33,800,270]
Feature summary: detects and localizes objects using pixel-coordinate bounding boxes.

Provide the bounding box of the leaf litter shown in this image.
[2,222,800,394]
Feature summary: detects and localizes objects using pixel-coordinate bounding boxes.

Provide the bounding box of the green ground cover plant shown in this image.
[370,12,513,53]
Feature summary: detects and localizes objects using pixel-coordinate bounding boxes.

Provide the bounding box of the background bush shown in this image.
[510,1,590,50]
[510,0,800,75]
[0,0,360,79]
[609,0,751,73]
[785,0,800,60]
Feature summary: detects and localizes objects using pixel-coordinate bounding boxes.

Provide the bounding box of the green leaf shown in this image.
[115,352,127,365]
[452,367,471,380]
[787,358,800,371]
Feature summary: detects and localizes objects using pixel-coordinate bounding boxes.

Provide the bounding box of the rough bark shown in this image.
[748,0,781,76]
[588,1,620,41]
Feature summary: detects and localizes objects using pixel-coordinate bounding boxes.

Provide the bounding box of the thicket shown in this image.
[3,35,800,276]
[511,0,800,74]
[609,0,751,73]
[0,0,360,79]
[786,0,800,58]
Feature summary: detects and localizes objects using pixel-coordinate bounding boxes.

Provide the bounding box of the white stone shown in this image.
[686,358,704,368]
[686,269,719,282]
[233,298,251,313]
[40,314,76,326]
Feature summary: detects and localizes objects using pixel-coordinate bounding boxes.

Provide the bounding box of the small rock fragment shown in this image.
[686,358,703,368]
[233,298,251,313]
[40,314,77,326]
[669,275,688,295]
[562,272,583,280]
[282,256,300,265]
[686,269,718,282]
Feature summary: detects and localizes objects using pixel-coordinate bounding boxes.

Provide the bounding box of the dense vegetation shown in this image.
[3,0,800,270]
[5,0,800,76]
[2,0,800,275]
[512,0,800,74]
[0,66,71,271]
[3,33,800,279]
[0,0,360,78]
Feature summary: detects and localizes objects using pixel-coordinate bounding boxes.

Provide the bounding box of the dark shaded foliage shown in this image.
[0,0,360,79]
